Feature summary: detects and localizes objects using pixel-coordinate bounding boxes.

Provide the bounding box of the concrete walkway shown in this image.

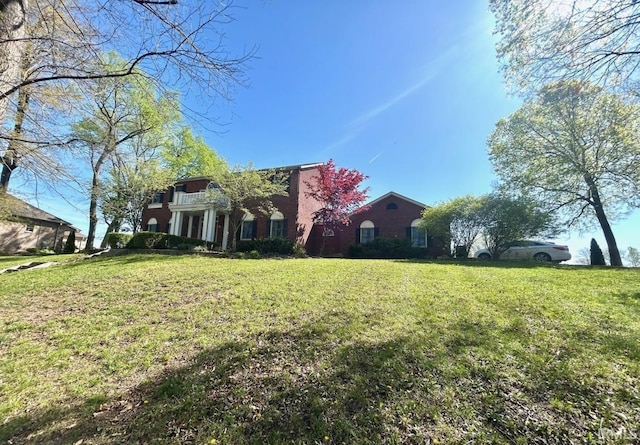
[0,261,58,274]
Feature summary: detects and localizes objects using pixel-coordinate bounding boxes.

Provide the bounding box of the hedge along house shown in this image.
[141,163,325,251]
[308,191,445,257]
[142,162,445,257]
[0,194,87,253]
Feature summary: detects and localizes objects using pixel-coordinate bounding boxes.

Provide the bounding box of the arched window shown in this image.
[386,202,398,210]
[147,218,158,232]
[359,220,375,244]
[240,213,255,240]
[410,219,427,248]
[270,212,286,238]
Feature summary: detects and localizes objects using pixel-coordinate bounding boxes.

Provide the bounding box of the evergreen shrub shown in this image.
[106,232,133,249]
[63,231,76,253]
[348,237,430,259]
[237,237,295,255]
[590,238,606,266]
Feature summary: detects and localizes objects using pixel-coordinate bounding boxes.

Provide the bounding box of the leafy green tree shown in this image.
[203,164,288,252]
[421,195,486,258]
[479,194,557,259]
[590,238,606,266]
[161,126,227,180]
[490,0,640,95]
[99,158,174,239]
[488,81,640,267]
[71,54,178,249]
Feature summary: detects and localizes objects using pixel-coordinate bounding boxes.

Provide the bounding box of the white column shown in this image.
[171,211,182,236]
[206,209,217,243]
[187,215,194,238]
[221,213,230,250]
[201,211,210,241]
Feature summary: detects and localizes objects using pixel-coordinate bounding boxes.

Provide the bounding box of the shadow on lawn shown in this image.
[60,251,197,270]
[3,315,639,444]
[391,258,579,270]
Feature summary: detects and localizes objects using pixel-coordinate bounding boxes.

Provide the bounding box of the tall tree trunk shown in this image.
[319,225,328,256]
[1,86,29,190]
[0,0,28,124]
[86,171,100,251]
[586,175,622,266]
[86,146,112,251]
[100,218,121,248]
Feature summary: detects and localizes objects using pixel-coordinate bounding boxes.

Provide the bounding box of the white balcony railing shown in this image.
[172,191,230,210]
[175,191,207,206]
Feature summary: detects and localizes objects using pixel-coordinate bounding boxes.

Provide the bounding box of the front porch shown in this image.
[168,191,231,250]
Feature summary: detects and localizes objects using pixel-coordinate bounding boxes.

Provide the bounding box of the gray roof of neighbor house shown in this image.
[4,194,86,238]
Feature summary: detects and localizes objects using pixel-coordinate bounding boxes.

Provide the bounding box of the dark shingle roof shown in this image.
[4,194,85,235]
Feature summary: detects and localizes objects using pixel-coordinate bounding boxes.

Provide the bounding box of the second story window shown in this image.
[151,192,165,204]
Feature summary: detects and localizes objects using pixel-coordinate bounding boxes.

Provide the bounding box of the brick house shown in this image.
[308,191,444,257]
[0,194,87,253]
[142,163,325,251]
[141,164,444,257]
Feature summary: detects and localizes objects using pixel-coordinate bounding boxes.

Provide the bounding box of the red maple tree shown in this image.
[304,159,370,254]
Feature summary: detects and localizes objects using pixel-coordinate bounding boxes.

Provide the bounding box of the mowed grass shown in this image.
[0,254,639,444]
[0,253,83,270]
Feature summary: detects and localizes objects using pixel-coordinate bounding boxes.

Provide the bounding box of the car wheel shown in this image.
[478,253,491,260]
[533,252,551,262]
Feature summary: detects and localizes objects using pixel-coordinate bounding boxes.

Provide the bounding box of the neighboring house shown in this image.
[141,164,444,257]
[0,194,87,253]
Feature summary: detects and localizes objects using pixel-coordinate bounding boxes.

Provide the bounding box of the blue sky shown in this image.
[21,1,639,261]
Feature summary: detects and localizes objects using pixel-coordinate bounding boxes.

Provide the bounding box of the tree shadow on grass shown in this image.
[2,314,639,444]
[391,258,581,270]
[59,251,207,270]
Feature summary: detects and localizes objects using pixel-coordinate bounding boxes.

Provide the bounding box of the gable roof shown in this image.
[364,191,428,209]
[4,194,84,234]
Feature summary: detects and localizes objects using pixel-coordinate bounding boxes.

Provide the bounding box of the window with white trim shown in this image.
[270,212,285,238]
[360,220,375,244]
[25,224,34,232]
[410,219,427,247]
[322,228,335,237]
[147,217,158,232]
[240,214,255,240]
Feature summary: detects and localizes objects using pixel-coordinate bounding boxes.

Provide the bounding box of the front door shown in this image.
[215,215,225,245]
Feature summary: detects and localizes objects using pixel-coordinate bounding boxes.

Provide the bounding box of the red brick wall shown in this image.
[295,166,324,247]
[337,193,443,256]
[244,166,322,249]
[141,168,323,250]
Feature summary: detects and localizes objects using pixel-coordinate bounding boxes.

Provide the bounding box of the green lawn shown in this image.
[0,253,83,270]
[1,254,639,444]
